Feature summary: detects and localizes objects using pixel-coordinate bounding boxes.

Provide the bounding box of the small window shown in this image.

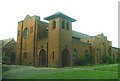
[18,30,20,36]
[52,20,56,29]
[62,21,65,29]
[85,50,88,53]
[47,28,48,31]
[97,48,99,51]
[73,49,77,59]
[66,22,69,30]
[30,27,33,33]
[52,51,54,60]
[103,43,104,45]
[90,46,92,52]
[87,40,89,43]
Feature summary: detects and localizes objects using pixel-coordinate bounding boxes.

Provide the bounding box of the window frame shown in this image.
[23,28,29,39]
[66,22,69,30]
[62,21,65,29]
[52,20,56,29]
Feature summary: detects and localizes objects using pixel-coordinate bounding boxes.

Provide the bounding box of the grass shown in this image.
[2,64,118,79]
[94,64,118,72]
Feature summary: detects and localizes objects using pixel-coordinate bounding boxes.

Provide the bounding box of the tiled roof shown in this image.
[72,31,90,38]
[44,12,76,22]
[0,38,15,47]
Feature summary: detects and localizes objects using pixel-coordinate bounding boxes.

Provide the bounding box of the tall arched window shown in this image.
[62,21,65,29]
[52,51,54,60]
[73,49,77,59]
[18,30,20,36]
[24,28,29,39]
[66,22,69,30]
[52,20,56,29]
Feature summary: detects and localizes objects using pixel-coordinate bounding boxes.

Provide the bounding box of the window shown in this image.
[103,43,104,45]
[87,40,89,43]
[66,22,69,30]
[52,20,56,29]
[62,21,65,29]
[97,48,99,51]
[24,28,29,39]
[90,46,92,52]
[30,27,33,33]
[52,51,54,60]
[73,49,77,59]
[18,30,20,36]
[47,28,48,31]
[85,50,88,53]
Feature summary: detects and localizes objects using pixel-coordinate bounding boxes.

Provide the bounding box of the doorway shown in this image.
[62,49,70,67]
[39,49,47,66]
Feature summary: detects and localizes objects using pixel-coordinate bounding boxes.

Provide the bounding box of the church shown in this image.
[16,12,118,67]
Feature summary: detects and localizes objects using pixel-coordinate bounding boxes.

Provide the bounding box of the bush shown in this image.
[77,53,92,66]
[84,53,92,65]
[2,52,8,64]
[77,59,86,66]
[116,58,120,63]
[102,54,113,64]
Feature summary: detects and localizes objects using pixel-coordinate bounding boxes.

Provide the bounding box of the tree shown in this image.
[2,52,8,64]
[102,53,113,64]
[77,58,86,66]
[77,53,92,66]
[84,53,92,65]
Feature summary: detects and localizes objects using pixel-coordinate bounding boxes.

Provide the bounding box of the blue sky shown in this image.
[0,0,119,47]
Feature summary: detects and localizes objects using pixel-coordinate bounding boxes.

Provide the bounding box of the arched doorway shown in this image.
[62,49,70,67]
[39,49,47,66]
[11,53,15,64]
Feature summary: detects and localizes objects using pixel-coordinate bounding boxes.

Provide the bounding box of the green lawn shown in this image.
[2,64,118,79]
[94,64,118,72]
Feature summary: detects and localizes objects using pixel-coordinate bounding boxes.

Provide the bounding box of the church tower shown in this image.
[44,12,76,67]
[16,15,40,66]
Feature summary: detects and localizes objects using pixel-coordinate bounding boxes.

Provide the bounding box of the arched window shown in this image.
[62,21,65,29]
[18,30,20,36]
[87,40,89,43]
[103,43,104,45]
[24,28,29,39]
[73,49,77,58]
[66,22,69,30]
[52,51,54,60]
[52,20,56,29]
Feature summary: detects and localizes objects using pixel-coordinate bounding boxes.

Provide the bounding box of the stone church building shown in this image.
[16,12,119,67]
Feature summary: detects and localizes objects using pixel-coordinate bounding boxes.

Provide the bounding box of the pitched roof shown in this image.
[0,38,15,47]
[44,12,76,22]
[72,31,90,38]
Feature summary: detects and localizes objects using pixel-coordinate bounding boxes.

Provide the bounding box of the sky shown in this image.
[0,0,119,47]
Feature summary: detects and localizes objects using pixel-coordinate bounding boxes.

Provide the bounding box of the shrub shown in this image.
[77,59,86,66]
[2,52,8,64]
[77,53,92,66]
[102,53,113,64]
[84,53,92,65]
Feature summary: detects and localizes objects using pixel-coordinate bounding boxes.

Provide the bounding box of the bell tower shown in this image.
[44,12,76,67]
